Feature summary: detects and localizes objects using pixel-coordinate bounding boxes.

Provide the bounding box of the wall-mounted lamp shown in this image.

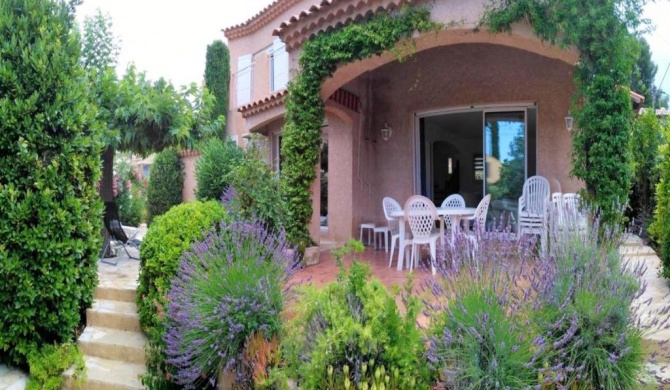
[565,116,574,132]
[380,123,393,141]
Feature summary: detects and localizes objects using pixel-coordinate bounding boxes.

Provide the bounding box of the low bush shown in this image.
[224,139,285,233]
[278,241,432,389]
[137,200,227,389]
[146,148,183,224]
[26,342,85,390]
[164,218,298,389]
[195,138,243,201]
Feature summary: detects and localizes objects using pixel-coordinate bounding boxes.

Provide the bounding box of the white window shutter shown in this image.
[236,54,252,106]
[271,39,289,92]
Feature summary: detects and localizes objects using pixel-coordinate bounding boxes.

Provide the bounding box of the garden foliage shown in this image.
[26,343,85,390]
[628,110,663,235]
[278,241,432,389]
[224,138,286,233]
[164,218,298,389]
[114,154,148,226]
[0,0,103,366]
[204,40,230,130]
[137,201,227,389]
[195,138,243,201]
[146,148,184,224]
[281,6,439,247]
[650,120,670,277]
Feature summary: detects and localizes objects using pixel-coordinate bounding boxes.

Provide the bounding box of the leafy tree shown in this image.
[0,0,103,366]
[195,137,243,201]
[80,14,224,206]
[204,40,230,134]
[631,37,657,103]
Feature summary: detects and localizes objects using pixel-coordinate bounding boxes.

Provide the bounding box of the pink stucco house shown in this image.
[223,0,584,244]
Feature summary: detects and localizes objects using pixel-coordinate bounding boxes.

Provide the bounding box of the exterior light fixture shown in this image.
[565,116,574,132]
[380,123,393,141]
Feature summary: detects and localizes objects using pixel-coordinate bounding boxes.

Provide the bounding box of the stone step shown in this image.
[87,300,141,332]
[78,327,146,365]
[619,245,657,257]
[94,286,137,303]
[62,356,146,390]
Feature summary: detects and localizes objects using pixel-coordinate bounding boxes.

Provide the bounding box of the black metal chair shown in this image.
[101,201,141,265]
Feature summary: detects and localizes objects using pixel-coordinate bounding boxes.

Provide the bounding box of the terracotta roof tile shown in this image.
[223,0,303,39]
[237,90,288,118]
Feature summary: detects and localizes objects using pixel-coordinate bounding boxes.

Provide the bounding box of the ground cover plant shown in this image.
[0,0,103,367]
[137,200,227,389]
[277,241,432,389]
[164,218,298,389]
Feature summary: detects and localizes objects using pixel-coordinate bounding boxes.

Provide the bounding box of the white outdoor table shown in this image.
[390,207,476,270]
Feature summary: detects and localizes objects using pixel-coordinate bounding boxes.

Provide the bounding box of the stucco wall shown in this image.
[181,152,199,202]
[226,0,321,142]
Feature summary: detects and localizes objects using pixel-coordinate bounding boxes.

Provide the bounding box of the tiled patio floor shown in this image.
[291,245,433,291]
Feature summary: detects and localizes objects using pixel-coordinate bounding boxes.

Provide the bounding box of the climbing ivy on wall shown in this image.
[280,6,440,246]
[482,0,646,225]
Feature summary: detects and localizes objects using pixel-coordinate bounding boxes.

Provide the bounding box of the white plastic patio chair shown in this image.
[440,194,466,231]
[517,175,550,254]
[461,194,492,256]
[562,193,588,234]
[383,197,412,268]
[404,195,440,275]
[551,192,564,232]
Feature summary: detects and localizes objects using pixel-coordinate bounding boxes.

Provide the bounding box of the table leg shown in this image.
[397,219,405,270]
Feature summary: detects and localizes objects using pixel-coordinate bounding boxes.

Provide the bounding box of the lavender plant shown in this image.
[529,222,646,389]
[163,218,298,389]
[426,230,538,389]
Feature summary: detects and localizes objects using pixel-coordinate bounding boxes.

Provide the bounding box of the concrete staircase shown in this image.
[63,255,147,390]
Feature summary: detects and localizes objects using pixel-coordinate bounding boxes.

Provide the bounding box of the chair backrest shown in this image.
[404,195,438,239]
[441,194,466,209]
[104,201,129,244]
[520,176,550,216]
[472,194,492,232]
[383,197,402,234]
[562,192,585,221]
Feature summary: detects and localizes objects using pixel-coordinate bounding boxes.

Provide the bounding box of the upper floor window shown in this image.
[270,39,288,92]
[236,54,253,106]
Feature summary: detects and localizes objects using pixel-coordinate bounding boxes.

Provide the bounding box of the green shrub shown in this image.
[114,154,147,226]
[137,200,227,389]
[146,148,183,224]
[26,342,85,390]
[277,241,431,389]
[0,0,103,366]
[650,121,670,277]
[195,138,243,201]
[225,138,285,232]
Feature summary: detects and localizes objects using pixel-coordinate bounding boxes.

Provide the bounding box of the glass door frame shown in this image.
[413,103,537,199]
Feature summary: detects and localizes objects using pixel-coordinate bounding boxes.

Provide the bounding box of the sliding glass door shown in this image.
[483,109,536,227]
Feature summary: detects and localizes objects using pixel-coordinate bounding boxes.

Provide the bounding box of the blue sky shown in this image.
[75,1,670,92]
